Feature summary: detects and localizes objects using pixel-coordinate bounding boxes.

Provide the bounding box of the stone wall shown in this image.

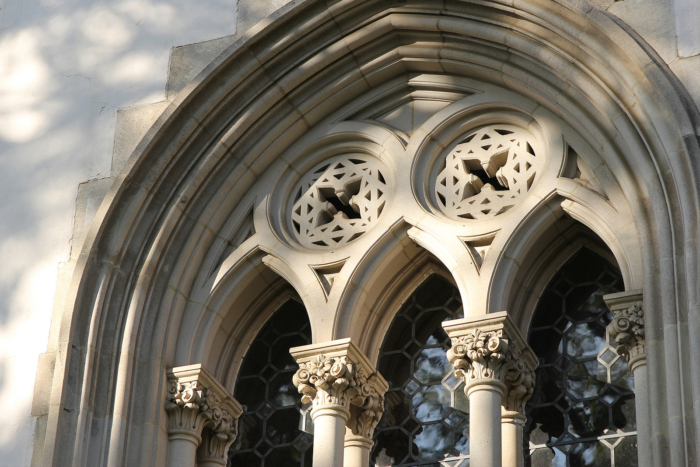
[0,1,289,464]
[0,0,697,465]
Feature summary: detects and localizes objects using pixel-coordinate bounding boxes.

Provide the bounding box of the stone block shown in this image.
[71,177,116,261]
[670,54,700,116]
[166,35,238,101]
[111,101,170,176]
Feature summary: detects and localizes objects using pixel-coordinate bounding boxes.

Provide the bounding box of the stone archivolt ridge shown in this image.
[32,1,700,466]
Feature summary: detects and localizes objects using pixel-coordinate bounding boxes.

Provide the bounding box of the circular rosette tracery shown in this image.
[290,155,389,249]
[434,125,540,220]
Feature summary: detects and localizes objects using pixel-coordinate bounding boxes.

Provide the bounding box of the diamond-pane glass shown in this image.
[229,300,313,467]
[525,248,638,466]
[371,275,468,467]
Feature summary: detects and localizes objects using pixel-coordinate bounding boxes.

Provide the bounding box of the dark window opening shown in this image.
[371,275,468,466]
[326,194,361,219]
[469,168,508,191]
[525,248,637,467]
[229,300,313,467]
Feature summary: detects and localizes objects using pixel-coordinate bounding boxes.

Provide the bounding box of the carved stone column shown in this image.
[499,333,537,467]
[290,338,388,467]
[443,312,537,467]
[164,364,243,467]
[604,290,649,467]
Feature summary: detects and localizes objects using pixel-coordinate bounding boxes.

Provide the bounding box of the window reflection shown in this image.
[371,275,469,467]
[229,300,313,467]
[525,249,638,467]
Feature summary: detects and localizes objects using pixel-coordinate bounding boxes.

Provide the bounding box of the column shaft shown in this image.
[198,460,226,467]
[501,411,526,467]
[632,362,651,467]
[167,433,199,467]
[604,291,646,467]
[290,339,388,467]
[312,406,350,467]
[468,381,505,467]
[344,434,373,467]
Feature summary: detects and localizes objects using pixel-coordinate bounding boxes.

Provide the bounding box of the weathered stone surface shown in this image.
[166,36,238,101]
[4,1,700,467]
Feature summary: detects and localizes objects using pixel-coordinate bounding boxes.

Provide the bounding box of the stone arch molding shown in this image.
[34,1,700,467]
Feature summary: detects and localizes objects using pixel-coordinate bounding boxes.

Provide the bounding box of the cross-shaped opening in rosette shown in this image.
[291,156,389,249]
[435,125,539,220]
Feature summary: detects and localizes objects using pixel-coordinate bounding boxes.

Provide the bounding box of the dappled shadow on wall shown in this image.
[371,275,470,467]
[228,300,313,467]
[525,249,638,467]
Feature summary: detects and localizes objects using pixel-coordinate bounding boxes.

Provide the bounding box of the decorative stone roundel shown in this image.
[435,125,539,220]
[291,155,389,248]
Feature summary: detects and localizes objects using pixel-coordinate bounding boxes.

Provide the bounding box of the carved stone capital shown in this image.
[348,372,386,438]
[290,338,388,436]
[604,290,645,368]
[198,425,239,466]
[443,312,538,414]
[165,364,243,460]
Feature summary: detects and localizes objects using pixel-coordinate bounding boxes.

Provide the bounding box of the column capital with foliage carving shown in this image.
[165,364,243,464]
[442,312,538,414]
[604,290,645,370]
[290,338,388,436]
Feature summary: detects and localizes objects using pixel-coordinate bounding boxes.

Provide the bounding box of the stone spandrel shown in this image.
[443,312,538,414]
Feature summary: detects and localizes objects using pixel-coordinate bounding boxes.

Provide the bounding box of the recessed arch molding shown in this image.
[33,1,700,467]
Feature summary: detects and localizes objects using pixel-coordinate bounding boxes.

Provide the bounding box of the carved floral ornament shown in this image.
[293,354,385,437]
[290,155,389,249]
[165,379,239,442]
[607,300,645,365]
[163,368,246,464]
[446,329,536,414]
[435,125,540,220]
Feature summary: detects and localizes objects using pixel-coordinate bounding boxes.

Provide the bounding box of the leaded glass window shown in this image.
[525,248,638,466]
[371,275,469,467]
[228,300,313,467]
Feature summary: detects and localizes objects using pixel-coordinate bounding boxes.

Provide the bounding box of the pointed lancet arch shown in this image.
[506,218,623,334]
[334,219,461,363]
[487,190,641,322]
[32,1,700,466]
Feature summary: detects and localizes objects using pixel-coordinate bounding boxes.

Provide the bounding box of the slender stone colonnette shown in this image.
[165,364,243,467]
[604,290,649,467]
[443,312,537,467]
[290,338,388,467]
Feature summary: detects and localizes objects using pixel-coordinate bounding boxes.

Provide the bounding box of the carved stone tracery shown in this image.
[435,125,539,220]
[290,155,389,249]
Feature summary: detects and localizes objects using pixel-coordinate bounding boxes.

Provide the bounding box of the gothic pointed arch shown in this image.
[31,0,700,466]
